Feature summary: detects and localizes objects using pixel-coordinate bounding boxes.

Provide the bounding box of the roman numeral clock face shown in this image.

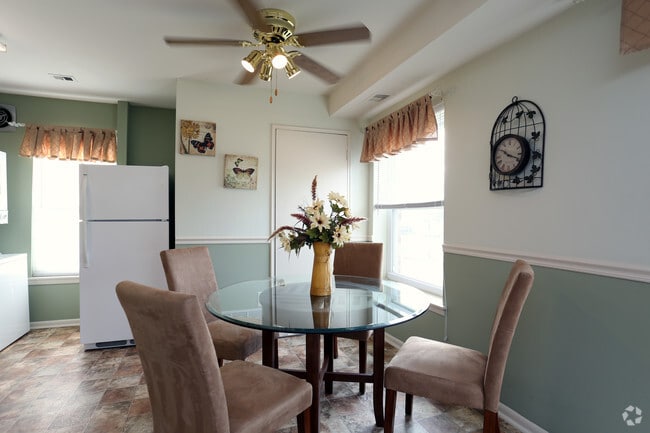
[492,134,530,176]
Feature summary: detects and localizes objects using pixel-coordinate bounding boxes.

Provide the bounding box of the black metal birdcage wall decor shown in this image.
[489,97,545,190]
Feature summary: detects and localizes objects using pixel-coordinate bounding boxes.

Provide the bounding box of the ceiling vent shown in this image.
[50,74,76,82]
[368,94,389,102]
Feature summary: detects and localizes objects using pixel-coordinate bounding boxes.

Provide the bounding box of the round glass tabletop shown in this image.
[206,275,430,334]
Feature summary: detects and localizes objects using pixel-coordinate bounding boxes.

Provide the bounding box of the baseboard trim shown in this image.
[31,319,80,329]
[499,403,549,433]
[384,332,404,349]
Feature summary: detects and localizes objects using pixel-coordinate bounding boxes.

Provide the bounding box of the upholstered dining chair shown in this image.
[331,241,383,394]
[383,259,534,433]
[116,280,312,433]
[160,247,263,366]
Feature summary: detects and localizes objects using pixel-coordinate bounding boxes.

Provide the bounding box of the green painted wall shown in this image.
[387,309,445,343]
[178,243,270,289]
[0,93,174,322]
[126,104,177,248]
[126,105,176,171]
[28,284,80,321]
[444,253,650,433]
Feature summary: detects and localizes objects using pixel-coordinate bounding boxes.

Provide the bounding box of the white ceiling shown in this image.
[0,0,578,121]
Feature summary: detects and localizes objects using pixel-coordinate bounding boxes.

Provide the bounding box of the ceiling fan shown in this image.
[164,0,371,87]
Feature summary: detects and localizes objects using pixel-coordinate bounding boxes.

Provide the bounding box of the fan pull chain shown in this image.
[269,72,273,104]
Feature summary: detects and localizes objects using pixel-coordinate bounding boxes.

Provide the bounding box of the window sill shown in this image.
[426,293,446,316]
[29,275,79,285]
[385,273,445,315]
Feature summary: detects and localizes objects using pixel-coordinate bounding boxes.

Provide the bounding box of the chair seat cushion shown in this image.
[207,319,263,361]
[221,361,312,433]
[384,336,487,410]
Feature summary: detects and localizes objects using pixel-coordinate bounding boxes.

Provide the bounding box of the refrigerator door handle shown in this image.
[81,221,89,268]
[80,172,88,221]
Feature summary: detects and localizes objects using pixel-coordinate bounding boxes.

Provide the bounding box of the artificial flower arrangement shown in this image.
[269,175,366,254]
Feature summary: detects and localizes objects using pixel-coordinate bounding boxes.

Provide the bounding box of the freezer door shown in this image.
[80,164,168,221]
[80,221,168,346]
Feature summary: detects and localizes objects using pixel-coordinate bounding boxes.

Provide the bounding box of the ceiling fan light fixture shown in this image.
[271,53,287,69]
[241,50,263,73]
[285,58,301,79]
[269,46,288,69]
[259,61,273,81]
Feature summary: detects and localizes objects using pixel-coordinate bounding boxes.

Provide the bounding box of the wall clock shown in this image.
[489,97,545,190]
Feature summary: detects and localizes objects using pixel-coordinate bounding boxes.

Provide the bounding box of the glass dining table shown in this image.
[206,275,431,433]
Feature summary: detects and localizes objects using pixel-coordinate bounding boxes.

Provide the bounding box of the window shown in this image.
[31,158,111,277]
[375,103,445,296]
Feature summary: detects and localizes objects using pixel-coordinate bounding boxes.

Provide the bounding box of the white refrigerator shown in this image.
[79,164,169,350]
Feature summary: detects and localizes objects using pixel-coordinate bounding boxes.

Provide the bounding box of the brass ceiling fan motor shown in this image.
[255,9,296,44]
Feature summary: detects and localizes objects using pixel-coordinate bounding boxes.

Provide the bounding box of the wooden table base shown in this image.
[262,329,385,432]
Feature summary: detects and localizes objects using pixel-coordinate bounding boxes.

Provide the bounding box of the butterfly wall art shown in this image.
[224,154,258,190]
[179,119,216,156]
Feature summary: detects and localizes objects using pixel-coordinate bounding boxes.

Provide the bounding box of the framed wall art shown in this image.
[179,119,216,156]
[224,154,258,190]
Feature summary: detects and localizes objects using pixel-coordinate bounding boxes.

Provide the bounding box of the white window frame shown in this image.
[374,102,445,298]
[383,203,444,296]
[31,158,112,283]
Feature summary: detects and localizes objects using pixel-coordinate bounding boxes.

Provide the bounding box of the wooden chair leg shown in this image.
[384,389,397,433]
[333,336,339,358]
[358,340,367,395]
[483,410,500,433]
[405,393,413,415]
[297,406,311,433]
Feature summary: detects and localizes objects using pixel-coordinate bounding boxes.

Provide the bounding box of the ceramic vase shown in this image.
[310,241,333,296]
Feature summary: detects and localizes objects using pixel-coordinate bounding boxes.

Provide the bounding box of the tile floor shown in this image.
[0,327,521,433]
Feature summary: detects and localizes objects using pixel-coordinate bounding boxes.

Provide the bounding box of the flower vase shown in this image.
[310,241,333,296]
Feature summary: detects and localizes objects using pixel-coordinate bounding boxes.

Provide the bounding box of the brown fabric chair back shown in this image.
[160,246,218,324]
[483,259,534,412]
[333,242,383,279]
[116,281,230,433]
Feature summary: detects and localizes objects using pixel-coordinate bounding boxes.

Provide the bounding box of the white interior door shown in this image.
[272,126,349,279]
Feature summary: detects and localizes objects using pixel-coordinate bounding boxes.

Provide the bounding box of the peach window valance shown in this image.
[360,94,437,163]
[620,0,650,54]
[19,124,117,163]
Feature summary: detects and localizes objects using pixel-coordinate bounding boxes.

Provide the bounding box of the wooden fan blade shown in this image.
[164,37,246,47]
[295,25,370,47]
[229,0,266,31]
[293,55,340,85]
